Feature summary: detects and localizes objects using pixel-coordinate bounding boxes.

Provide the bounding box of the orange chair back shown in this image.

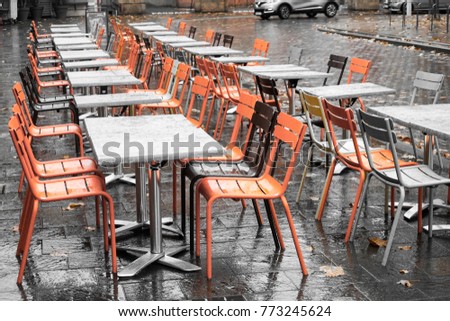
[170,63,191,103]
[195,56,208,77]
[228,92,258,150]
[347,57,371,84]
[185,76,212,127]
[155,41,166,64]
[178,22,187,36]
[12,83,34,130]
[219,63,241,101]
[204,59,226,98]
[157,57,174,94]
[96,27,105,48]
[166,17,173,30]
[205,30,215,44]
[137,50,154,89]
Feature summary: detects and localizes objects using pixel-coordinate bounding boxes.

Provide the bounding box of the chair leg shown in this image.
[172,162,177,217]
[206,200,213,280]
[390,187,395,218]
[19,187,32,234]
[241,199,247,209]
[17,198,39,285]
[213,99,226,139]
[102,196,109,251]
[382,187,405,266]
[427,187,434,238]
[315,158,337,220]
[384,185,389,215]
[195,186,201,258]
[204,95,216,133]
[418,187,423,234]
[252,199,264,226]
[350,173,372,242]
[408,127,418,161]
[268,200,285,250]
[190,179,197,254]
[433,136,443,169]
[107,197,118,274]
[280,196,308,275]
[181,167,186,237]
[296,144,314,203]
[18,172,25,193]
[95,196,100,228]
[344,170,366,243]
[217,101,231,141]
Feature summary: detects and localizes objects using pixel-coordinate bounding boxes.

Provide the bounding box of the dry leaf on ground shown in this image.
[368,237,387,248]
[320,266,345,277]
[399,269,409,274]
[12,225,20,233]
[84,226,97,232]
[63,202,85,211]
[398,245,413,251]
[397,280,413,288]
[310,196,319,201]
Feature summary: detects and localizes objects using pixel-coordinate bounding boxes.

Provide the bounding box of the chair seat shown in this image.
[198,175,282,200]
[40,79,70,88]
[378,165,450,189]
[33,101,72,111]
[343,149,417,170]
[29,123,81,136]
[37,94,73,103]
[35,157,97,178]
[185,160,258,181]
[33,175,106,201]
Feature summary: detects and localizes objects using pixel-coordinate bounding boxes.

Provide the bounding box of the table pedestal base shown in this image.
[105,165,136,186]
[400,199,450,221]
[117,245,201,277]
[114,217,183,238]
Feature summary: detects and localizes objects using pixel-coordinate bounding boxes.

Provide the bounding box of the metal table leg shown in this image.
[117,162,201,278]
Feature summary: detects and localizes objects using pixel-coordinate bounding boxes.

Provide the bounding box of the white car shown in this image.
[254,0,340,20]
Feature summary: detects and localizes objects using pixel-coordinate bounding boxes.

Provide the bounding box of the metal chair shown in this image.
[323,54,348,86]
[205,29,215,44]
[222,34,234,48]
[355,109,450,266]
[287,46,303,65]
[188,26,197,39]
[178,21,187,36]
[341,57,372,110]
[212,32,222,46]
[255,75,281,112]
[407,71,445,168]
[194,112,308,279]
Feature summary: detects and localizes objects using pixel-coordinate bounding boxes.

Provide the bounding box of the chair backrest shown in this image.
[205,30,215,44]
[195,56,208,77]
[156,56,174,94]
[178,22,186,36]
[287,46,303,65]
[356,109,403,185]
[252,38,270,58]
[127,42,141,75]
[299,90,331,150]
[166,17,173,30]
[322,98,367,170]
[186,76,212,127]
[11,83,34,132]
[170,63,191,104]
[264,112,307,192]
[212,32,222,46]
[228,92,258,148]
[223,34,234,48]
[188,26,197,39]
[410,70,445,105]
[347,57,371,84]
[142,37,152,50]
[96,27,105,48]
[323,54,348,86]
[137,50,154,89]
[219,63,242,100]
[204,58,226,98]
[255,76,281,112]
[155,41,166,64]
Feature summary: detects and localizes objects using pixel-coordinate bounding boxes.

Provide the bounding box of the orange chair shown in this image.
[166,17,173,30]
[104,41,140,75]
[342,57,372,110]
[30,20,50,39]
[317,99,419,241]
[8,115,117,285]
[248,39,270,66]
[178,21,187,36]
[135,63,191,115]
[27,51,64,78]
[185,76,212,128]
[27,53,71,95]
[195,56,208,77]
[194,112,308,279]
[205,30,215,44]
[96,27,105,48]
[128,56,174,96]
[132,49,154,90]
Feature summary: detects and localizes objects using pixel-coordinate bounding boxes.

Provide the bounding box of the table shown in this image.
[57,44,99,50]
[63,59,120,70]
[51,33,89,38]
[168,41,211,49]
[51,27,82,33]
[210,56,271,65]
[74,92,162,110]
[129,22,156,26]
[303,83,396,100]
[184,46,243,57]
[367,104,450,230]
[53,37,94,46]
[59,50,111,61]
[152,35,196,43]
[51,24,79,28]
[85,115,224,277]
[133,25,167,32]
[144,31,178,37]
[238,64,309,75]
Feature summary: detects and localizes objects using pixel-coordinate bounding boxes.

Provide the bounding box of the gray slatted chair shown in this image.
[287,46,303,65]
[354,109,450,266]
[407,71,445,168]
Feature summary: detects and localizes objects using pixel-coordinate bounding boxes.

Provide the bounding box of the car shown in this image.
[382,0,450,14]
[254,0,340,20]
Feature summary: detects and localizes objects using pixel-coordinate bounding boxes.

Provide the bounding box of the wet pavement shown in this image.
[0,11,450,301]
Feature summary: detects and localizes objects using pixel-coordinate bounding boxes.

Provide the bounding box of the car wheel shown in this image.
[260,14,270,20]
[278,4,291,19]
[306,12,317,18]
[324,2,338,18]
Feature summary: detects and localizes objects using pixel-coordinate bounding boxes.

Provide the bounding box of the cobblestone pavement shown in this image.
[0,11,450,301]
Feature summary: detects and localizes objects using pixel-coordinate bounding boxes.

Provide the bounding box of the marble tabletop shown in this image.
[57,44,99,50]
[74,92,162,109]
[133,25,167,32]
[59,50,110,61]
[210,56,271,64]
[184,46,243,56]
[238,64,308,75]
[144,31,178,37]
[168,41,211,48]
[303,83,396,100]
[67,70,141,88]
[256,70,333,81]
[51,27,82,33]
[63,59,119,70]
[85,115,223,166]
[152,35,196,43]
[51,32,90,38]
[51,24,79,28]
[129,22,156,26]
[53,37,94,46]
[367,104,450,140]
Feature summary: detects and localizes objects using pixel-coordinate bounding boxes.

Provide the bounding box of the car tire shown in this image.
[324,2,338,18]
[278,4,291,19]
[260,14,270,20]
[306,12,317,18]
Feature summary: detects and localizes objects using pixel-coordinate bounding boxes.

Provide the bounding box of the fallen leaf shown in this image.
[84,226,97,231]
[12,225,20,233]
[398,245,412,251]
[397,280,413,288]
[320,266,345,277]
[443,152,450,159]
[368,237,387,248]
[310,196,319,201]
[63,155,70,159]
[399,269,409,274]
[63,202,85,211]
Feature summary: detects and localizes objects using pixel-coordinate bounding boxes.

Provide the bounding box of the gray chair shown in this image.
[408,71,445,168]
[354,109,450,266]
[287,46,303,65]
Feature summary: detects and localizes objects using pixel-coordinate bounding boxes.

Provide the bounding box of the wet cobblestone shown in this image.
[0,12,449,301]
